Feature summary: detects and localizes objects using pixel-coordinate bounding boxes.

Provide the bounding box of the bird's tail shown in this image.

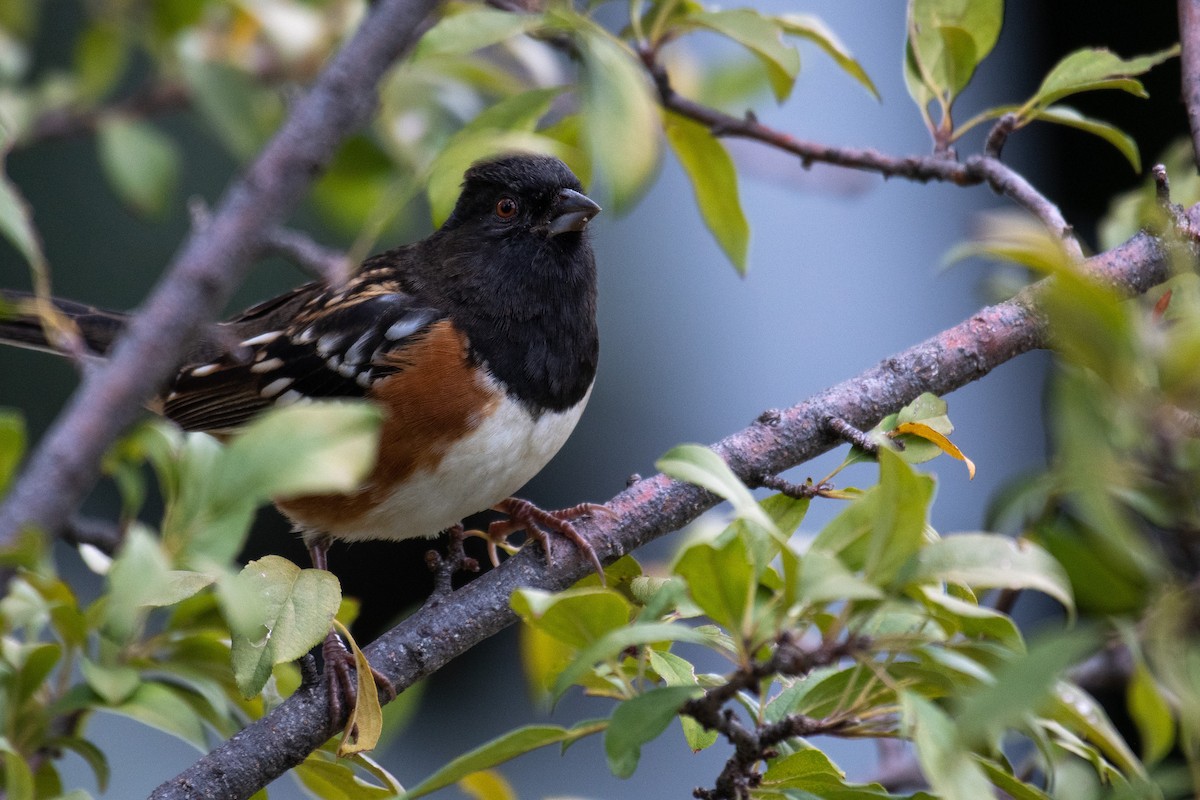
[0,289,128,358]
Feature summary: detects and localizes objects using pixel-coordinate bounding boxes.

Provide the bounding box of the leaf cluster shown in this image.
[399,407,1150,800]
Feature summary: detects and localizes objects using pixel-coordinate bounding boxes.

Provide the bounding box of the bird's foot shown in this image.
[485,497,611,581]
[321,628,395,726]
[425,524,479,597]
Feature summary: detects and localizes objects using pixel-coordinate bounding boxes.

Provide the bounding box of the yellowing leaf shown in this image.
[894,421,976,479]
[457,770,516,800]
[335,619,383,755]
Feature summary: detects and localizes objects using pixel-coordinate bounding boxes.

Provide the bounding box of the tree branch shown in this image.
[1179,0,1200,168]
[638,51,1083,260]
[0,0,441,552]
[148,218,1185,800]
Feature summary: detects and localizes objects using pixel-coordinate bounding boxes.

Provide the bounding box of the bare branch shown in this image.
[639,53,1083,260]
[148,219,1183,800]
[259,227,353,285]
[0,0,440,551]
[1178,0,1200,167]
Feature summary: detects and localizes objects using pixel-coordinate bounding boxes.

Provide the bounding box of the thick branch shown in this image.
[148,221,1181,800]
[1179,0,1200,167]
[0,0,441,550]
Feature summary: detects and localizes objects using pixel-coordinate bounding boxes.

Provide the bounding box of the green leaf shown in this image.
[222,555,342,697]
[0,410,25,496]
[96,117,180,217]
[915,585,1021,647]
[793,549,883,606]
[975,756,1052,800]
[106,681,208,750]
[866,449,934,583]
[673,536,754,633]
[0,147,48,273]
[646,650,718,751]
[213,402,382,504]
[81,659,140,705]
[904,0,1003,110]
[511,586,632,649]
[1047,680,1146,779]
[180,58,282,159]
[293,753,399,800]
[401,720,606,799]
[551,622,714,701]
[1127,660,1175,765]
[104,525,182,641]
[898,532,1074,614]
[689,10,799,102]
[74,23,128,100]
[955,628,1099,749]
[1025,105,1140,172]
[656,444,776,534]
[774,13,878,99]
[48,736,109,793]
[572,17,660,211]
[413,6,539,60]
[664,112,749,273]
[0,743,35,800]
[1024,45,1180,114]
[605,686,701,778]
[903,692,994,800]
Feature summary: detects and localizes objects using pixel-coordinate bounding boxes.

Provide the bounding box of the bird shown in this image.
[0,152,605,713]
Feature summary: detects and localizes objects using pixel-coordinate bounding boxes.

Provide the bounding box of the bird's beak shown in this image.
[545,188,602,237]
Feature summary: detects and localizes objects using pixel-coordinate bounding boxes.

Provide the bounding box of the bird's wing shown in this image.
[163,285,446,432]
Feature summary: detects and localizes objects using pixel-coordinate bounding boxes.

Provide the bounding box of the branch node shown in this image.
[1153,163,1172,207]
[626,473,642,487]
[983,113,1017,159]
[756,408,781,427]
[824,416,880,453]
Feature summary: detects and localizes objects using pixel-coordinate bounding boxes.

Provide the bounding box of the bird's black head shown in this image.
[442,153,600,242]
[420,153,602,412]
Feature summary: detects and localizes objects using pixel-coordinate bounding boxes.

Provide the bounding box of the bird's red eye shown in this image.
[495,197,518,219]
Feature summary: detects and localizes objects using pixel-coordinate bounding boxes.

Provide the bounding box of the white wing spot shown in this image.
[189,363,221,377]
[240,330,283,347]
[277,389,307,406]
[250,357,285,374]
[386,317,427,341]
[316,333,341,357]
[260,377,294,398]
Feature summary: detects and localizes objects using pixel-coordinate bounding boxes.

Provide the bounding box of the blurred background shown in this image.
[0,0,1185,796]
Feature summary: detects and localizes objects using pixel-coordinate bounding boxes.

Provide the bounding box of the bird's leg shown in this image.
[486,498,611,580]
[306,535,396,723]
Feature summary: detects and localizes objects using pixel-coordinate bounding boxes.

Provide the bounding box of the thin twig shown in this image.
[259,227,353,285]
[639,52,1083,260]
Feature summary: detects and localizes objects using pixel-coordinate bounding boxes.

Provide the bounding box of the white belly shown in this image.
[329,386,590,541]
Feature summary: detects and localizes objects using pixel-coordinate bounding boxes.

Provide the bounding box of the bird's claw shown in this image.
[484,497,609,583]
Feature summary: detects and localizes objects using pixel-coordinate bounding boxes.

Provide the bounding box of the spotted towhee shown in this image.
[0,153,604,706]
